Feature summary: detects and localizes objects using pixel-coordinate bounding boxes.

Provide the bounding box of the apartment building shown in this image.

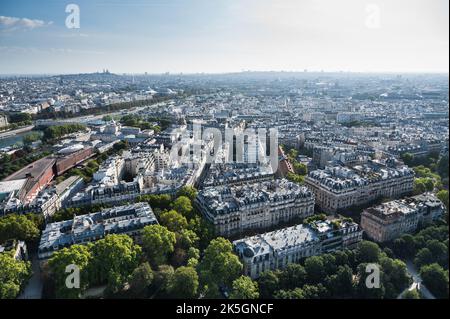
[233,218,363,278]
[38,202,157,259]
[361,193,445,242]
[196,179,315,237]
[305,160,414,214]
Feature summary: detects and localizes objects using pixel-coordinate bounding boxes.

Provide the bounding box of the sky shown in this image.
[0,0,448,74]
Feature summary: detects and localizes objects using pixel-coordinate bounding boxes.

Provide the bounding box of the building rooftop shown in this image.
[55,175,83,196]
[363,192,445,221]
[38,202,157,257]
[198,179,313,216]
[307,160,414,192]
[234,224,318,259]
[233,218,359,258]
[202,162,274,187]
[3,156,56,181]
[0,179,27,194]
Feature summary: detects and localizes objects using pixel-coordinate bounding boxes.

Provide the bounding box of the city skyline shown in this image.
[0,0,448,304]
[0,0,449,74]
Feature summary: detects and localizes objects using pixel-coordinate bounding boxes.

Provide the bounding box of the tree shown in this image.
[380,257,411,298]
[321,254,337,275]
[401,153,414,166]
[172,196,194,219]
[8,112,32,124]
[90,234,142,291]
[302,284,327,299]
[128,262,153,298]
[153,264,175,297]
[293,162,308,176]
[0,214,40,244]
[169,266,199,298]
[171,248,188,267]
[177,229,199,250]
[437,155,449,179]
[392,234,416,258]
[355,263,385,299]
[436,190,449,211]
[188,215,215,250]
[23,132,41,145]
[413,178,435,195]
[327,265,354,298]
[402,288,421,299]
[279,263,306,289]
[199,237,243,290]
[258,270,280,298]
[334,250,350,267]
[356,241,381,264]
[383,247,395,259]
[187,258,199,268]
[187,247,200,261]
[159,210,188,233]
[230,276,259,299]
[287,148,299,160]
[102,115,113,122]
[304,256,325,284]
[426,240,448,268]
[141,225,176,266]
[176,186,198,201]
[138,194,172,211]
[47,244,92,298]
[0,252,31,299]
[420,263,449,299]
[274,288,304,299]
[43,123,86,141]
[414,248,434,268]
[286,172,305,184]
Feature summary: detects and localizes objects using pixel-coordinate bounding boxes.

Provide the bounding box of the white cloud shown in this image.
[0,15,51,30]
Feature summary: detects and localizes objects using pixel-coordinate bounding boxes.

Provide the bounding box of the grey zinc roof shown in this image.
[198,179,313,216]
[38,202,157,254]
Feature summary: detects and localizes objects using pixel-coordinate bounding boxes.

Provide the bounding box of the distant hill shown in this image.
[54,71,121,81]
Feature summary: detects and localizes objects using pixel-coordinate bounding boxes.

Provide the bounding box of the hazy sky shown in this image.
[0,0,448,74]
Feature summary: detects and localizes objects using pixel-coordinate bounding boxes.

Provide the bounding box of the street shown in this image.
[397,260,436,299]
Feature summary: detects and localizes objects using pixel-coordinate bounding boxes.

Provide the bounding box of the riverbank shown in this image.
[0,125,35,139]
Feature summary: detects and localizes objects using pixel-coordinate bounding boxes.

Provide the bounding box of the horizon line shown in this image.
[0,70,449,77]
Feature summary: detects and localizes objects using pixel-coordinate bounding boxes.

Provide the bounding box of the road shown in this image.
[397,260,436,299]
[18,254,43,299]
[0,125,35,139]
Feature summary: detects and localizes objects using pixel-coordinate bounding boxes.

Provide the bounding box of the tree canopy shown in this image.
[141,224,176,266]
[0,252,31,299]
[0,214,40,244]
[89,234,142,291]
[230,276,259,299]
[198,237,243,295]
[47,244,92,298]
[169,266,199,298]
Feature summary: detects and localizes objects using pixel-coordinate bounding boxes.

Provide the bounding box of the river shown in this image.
[0,130,40,149]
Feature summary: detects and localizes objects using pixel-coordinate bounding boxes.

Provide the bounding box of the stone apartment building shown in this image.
[196,179,315,237]
[361,193,445,242]
[304,160,414,214]
[233,218,362,279]
[38,202,157,259]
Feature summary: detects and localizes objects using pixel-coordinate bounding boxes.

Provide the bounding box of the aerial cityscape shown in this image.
[0,0,448,307]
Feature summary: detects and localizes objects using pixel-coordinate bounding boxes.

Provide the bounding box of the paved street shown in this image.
[397,260,436,299]
[18,254,43,299]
